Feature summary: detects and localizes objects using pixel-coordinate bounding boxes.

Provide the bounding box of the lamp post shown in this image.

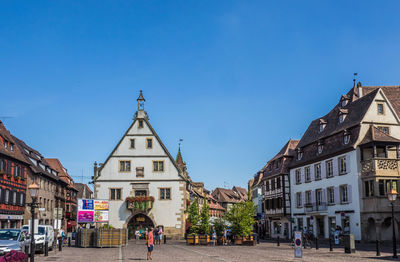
[388,188,398,259]
[28,182,39,262]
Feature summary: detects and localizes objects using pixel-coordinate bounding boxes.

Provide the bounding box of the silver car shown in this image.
[0,229,31,256]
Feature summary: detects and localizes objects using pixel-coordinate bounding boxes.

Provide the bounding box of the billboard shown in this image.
[94,210,109,222]
[78,210,94,223]
[77,199,109,223]
[94,200,109,210]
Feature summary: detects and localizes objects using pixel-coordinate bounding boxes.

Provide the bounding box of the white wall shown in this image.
[290,150,362,240]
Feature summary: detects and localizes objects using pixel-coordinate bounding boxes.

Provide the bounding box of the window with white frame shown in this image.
[295,169,301,184]
[296,192,302,207]
[338,156,347,174]
[316,189,323,205]
[305,191,311,205]
[340,185,348,203]
[305,166,311,182]
[314,163,321,180]
[326,160,333,177]
[327,187,335,204]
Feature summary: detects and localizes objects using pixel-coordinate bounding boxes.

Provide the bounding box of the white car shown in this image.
[22,225,54,253]
[0,229,31,256]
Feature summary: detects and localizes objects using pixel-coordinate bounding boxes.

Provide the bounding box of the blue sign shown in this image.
[82,199,94,210]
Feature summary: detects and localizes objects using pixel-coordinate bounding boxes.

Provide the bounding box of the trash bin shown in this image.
[343,234,355,253]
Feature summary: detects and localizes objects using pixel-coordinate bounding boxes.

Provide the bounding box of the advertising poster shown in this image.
[78,210,94,223]
[82,199,94,210]
[94,210,109,222]
[94,200,109,210]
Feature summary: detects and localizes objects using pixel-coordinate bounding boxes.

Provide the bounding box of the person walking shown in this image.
[147,227,154,260]
[158,226,163,245]
[212,230,217,247]
[223,228,227,246]
[153,227,159,245]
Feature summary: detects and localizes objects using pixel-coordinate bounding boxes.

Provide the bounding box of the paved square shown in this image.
[35,240,398,261]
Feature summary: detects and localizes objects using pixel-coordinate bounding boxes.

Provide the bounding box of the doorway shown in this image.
[127,214,154,239]
[316,217,325,238]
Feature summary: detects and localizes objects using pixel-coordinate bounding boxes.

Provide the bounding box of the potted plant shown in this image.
[186,199,200,245]
[125,196,155,211]
[225,201,255,245]
[198,198,210,245]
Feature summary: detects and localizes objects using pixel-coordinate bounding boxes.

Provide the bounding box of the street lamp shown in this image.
[388,188,398,259]
[28,182,39,262]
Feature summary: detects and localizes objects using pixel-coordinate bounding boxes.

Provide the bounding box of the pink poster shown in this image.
[78,210,94,223]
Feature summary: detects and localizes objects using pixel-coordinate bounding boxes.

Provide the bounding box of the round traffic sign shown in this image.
[295,238,302,246]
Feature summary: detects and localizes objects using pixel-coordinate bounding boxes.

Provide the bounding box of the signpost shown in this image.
[294,231,303,258]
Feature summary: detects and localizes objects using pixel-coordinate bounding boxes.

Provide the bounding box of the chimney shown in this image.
[357,82,363,98]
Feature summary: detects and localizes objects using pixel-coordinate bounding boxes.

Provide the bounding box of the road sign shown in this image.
[294,231,302,258]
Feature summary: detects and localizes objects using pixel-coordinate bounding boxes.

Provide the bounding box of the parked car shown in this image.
[22,225,54,253]
[0,229,31,256]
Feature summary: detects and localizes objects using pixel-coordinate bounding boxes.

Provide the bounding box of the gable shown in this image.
[97,117,183,180]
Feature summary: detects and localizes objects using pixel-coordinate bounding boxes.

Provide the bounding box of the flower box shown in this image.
[199,235,210,245]
[234,237,243,245]
[126,196,155,212]
[186,235,199,245]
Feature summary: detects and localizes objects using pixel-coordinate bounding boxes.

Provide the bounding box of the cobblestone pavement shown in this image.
[35,240,400,262]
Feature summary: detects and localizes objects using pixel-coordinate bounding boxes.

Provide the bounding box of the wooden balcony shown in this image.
[361,158,400,177]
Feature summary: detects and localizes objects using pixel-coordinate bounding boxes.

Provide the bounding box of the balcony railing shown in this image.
[305,202,327,213]
[361,158,400,177]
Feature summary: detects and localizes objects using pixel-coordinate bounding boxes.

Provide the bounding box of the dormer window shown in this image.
[343,130,350,145]
[319,119,327,132]
[339,109,348,124]
[10,144,14,152]
[297,149,303,160]
[4,141,8,150]
[341,95,349,107]
[317,144,323,154]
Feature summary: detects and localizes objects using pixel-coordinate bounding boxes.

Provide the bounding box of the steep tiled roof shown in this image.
[212,187,246,203]
[45,158,78,191]
[207,194,225,211]
[12,135,62,183]
[75,183,93,199]
[262,139,299,177]
[360,125,400,145]
[0,121,29,164]
[297,89,378,148]
[233,186,248,201]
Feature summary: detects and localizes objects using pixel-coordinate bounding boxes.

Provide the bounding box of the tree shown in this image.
[225,201,256,237]
[212,218,226,237]
[199,198,210,235]
[188,199,200,235]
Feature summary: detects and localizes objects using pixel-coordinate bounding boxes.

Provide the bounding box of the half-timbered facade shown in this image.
[0,121,28,228]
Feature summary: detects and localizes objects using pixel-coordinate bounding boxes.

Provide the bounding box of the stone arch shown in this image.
[124,212,156,240]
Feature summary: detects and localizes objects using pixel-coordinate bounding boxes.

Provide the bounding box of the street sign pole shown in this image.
[294,231,303,258]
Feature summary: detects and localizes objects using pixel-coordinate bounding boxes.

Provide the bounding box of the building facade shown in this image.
[260,139,298,239]
[290,83,400,241]
[75,183,93,199]
[211,186,247,213]
[94,91,188,239]
[0,121,28,228]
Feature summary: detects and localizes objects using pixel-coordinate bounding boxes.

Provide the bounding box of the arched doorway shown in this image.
[127,214,154,239]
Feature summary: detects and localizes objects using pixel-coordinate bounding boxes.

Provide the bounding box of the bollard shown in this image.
[257,234,260,244]
[164,235,166,244]
[376,240,381,256]
[58,237,62,251]
[24,245,29,262]
[277,236,280,246]
[315,237,319,250]
[44,241,48,256]
[68,237,71,247]
[329,237,333,251]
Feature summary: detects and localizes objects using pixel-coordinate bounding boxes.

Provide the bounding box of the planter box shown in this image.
[186,235,199,245]
[76,228,128,248]
[199,235,210,245]
[234,238,243,245]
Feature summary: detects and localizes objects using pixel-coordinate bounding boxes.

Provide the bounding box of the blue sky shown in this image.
[1,1,400,190]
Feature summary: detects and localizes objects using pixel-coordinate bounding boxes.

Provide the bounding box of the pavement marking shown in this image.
[172,245,231,262]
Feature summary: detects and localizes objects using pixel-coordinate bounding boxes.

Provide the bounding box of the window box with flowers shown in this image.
[126,196,155,212]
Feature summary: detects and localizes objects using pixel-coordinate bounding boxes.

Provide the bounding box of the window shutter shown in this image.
[348,185,352,203]
[334,187,340,204]
[311,190,315,204]
[322,188,327,203]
